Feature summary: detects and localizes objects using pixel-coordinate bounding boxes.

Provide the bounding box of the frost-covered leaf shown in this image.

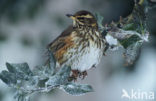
[46,66,71,87]
[119,34,141,49]
[108,29,140,40]
[62,83,94,96]
[6,62,32,75]
[32,66,46,77]
[33,65,54,79]
[14,91,30,101]
[0,70,17,86]
[6,62,33,80]
[95,13,104,32]
[108,29,148,49]
[48,51,56,74]
[123,41,142,65]
[122,23,136,31]
[32,52,56,77]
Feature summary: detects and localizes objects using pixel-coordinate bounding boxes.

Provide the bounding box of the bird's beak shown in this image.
[66,14,76,20]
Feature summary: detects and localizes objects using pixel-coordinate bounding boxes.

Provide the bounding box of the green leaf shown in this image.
[122,23,136,31]
[62,83,94,96]
[119,35,141,49]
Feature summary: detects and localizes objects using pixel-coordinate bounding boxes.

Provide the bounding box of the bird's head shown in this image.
[66,10,98,28]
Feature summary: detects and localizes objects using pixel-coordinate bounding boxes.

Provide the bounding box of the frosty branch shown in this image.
[96,0,154,64]
[0,0,155,101]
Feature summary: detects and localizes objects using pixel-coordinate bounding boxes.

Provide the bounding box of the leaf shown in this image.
[14,91,30,101]
[62,83,94,96]
[108,29,141,40]
[95,13,104,32]
[32,66,45,77]
[119,34,141,49]
[0,70,17,86]
[32,52,56,77]
[122,23,136,31]
[32,65,54,80]
[48,51,56,74]
[46,66,71,87]
[6,62,33,80]
[123,41,142,65]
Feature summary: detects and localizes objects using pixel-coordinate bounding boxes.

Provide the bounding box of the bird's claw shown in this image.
[71,70,79,81]
[79,71,87,80]
[70,70,88,81]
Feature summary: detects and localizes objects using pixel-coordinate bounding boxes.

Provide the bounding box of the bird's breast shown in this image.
[72,43,103,72]
[63,30,104,72]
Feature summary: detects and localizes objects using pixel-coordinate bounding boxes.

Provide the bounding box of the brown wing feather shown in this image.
[47,25,75,64]
[47,25,73,52]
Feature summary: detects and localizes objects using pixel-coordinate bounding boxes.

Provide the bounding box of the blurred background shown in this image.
[0,0,156,101]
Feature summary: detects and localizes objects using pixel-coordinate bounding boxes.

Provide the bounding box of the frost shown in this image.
[45,66,71,87]
[124,42,143,65]
[95,0,150,65]
[141,31,149,42]
[105,34,118,46]
[6,62,33,80]
[62,83,94,96]
[0,57,93,101]
[0,70,17,86]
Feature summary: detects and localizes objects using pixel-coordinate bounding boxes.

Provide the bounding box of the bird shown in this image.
[47,10,106,80]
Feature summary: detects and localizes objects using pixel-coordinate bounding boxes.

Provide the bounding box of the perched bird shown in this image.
[47,10,106,80]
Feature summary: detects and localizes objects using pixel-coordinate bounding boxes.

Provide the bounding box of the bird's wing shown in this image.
[47,25,76,64]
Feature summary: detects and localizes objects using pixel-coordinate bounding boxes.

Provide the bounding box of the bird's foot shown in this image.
[69,70,88,81]
[79,71,87,80]
[71,70,80,81]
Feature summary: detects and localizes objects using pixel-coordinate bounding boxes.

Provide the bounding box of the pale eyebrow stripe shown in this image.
[76,14,93,18]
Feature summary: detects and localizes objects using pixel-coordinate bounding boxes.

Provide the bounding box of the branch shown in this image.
[95,0,154,65]
[0,53,93,101]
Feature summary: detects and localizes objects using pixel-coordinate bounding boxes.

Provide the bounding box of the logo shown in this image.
[121,89,155,100]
